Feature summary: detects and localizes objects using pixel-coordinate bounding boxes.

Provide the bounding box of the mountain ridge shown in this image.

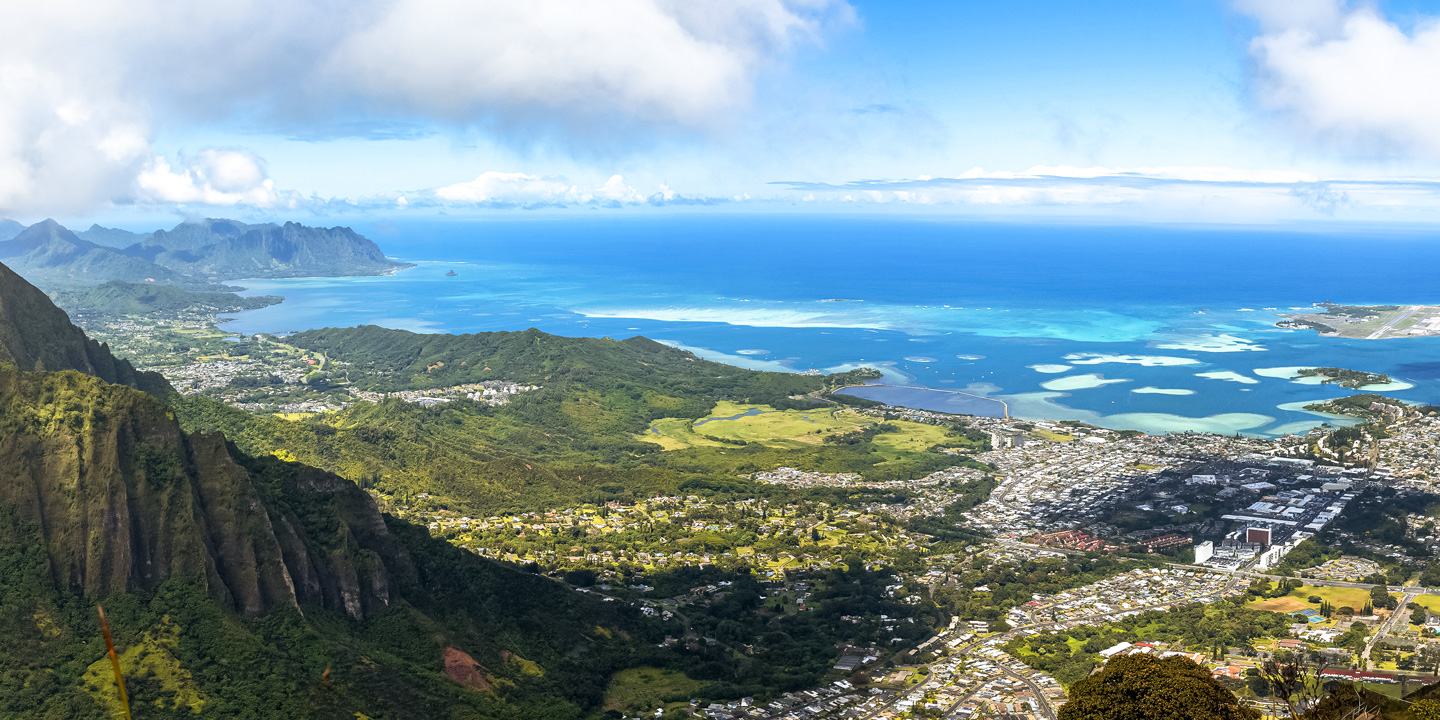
[0,259,168,394]
[130,218,411,279]
[2,218,410,290]
[0,219,185,287]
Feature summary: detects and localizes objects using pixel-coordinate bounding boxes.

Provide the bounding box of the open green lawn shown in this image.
[1411,594,1440,613]
[1249,584,1377,614]
[640,401,870,450]
[694,402,868,446]
[1033,429,1075,443]
[872,420,957,460]
[638,401,962,460]
[602,667,704,714]
[640,417,726,450]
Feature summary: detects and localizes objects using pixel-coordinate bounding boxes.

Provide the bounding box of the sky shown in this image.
[8,0,1440,227]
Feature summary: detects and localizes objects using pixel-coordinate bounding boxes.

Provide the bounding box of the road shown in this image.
[1001,664,1057,720]
[1367,305,1420,340]
[1362,590,1418,669]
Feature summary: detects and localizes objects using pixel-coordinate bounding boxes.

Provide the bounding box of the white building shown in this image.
[1194,540,1214,564]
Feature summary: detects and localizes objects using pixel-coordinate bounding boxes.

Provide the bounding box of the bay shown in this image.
[220,215,1440,437]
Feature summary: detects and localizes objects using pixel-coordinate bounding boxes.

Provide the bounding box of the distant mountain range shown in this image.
[0,219,23,241]
[75,223,149,248]
[0,219,189,287]
[0,217,410,288]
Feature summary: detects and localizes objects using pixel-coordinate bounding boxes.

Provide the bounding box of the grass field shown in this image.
[872,420,956,460]
[602,667,703,714]
[1249,584,1377,614]
[1033,429,1075,443]
[1411,594,1440,613]
[641,417,726,450]
[639,401,870,450]
[694,402,868,446]
[639,401,961,459]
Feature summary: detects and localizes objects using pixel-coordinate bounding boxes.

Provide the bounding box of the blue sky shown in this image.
[7,0,1440,226]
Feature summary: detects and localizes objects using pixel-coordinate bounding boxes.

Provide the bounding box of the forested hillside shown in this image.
[0,261,168,394]
[173,326,969,515]
[48,281,282,319]
[0,346,664,719]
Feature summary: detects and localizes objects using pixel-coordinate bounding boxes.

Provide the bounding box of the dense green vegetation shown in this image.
[287,325,863,400]
[1059,654,1259,720]
[49,281,281,318]
[1006,599,1293,686]
[173,326,963,515]
[174,391,975,516]
[0,363,670,719]
[1320,303,1401,316]
[0,219,188,287]
[0,260,169,395]
[1272,539,1344,574]
[1296,367,1392,390]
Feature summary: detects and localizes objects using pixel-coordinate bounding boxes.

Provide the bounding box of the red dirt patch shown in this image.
[444,647,490,690]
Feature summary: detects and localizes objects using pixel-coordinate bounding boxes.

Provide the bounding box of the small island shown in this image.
[1295,366,1392,389]
[1278,301,1440,339]
[445,269,459,277]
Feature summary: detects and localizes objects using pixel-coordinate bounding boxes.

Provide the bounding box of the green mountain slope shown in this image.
[0,365,407,618]
[0,260,168,394]
[0,293,661,718]
[133,219,412,279]
[48,281,282,319]
[0,220,185,287]
[171,325,959,516]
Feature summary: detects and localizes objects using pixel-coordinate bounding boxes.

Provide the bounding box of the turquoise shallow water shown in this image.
[220,215,1440,437]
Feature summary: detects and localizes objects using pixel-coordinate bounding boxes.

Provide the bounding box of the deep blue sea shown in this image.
[220,215,1440,437]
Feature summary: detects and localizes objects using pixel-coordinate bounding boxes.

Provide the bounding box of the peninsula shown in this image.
[1279,302,1440,339]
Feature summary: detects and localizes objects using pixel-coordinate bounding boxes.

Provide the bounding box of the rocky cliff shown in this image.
[0,364,414,619]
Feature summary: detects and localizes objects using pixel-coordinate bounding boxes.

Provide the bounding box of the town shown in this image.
[72,304,1440,719]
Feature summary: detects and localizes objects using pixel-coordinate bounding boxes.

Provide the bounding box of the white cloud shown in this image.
[1233,0,1344,34]
[0,0,847,215]
[329,0,845,131]
[136,151,283,207]
[774,164,1440,220]
[1238,0,1440,156]
[435,171,643,205]
[0,65,150,215]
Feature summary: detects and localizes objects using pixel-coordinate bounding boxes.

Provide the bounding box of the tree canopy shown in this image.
[1059,654,1259,720]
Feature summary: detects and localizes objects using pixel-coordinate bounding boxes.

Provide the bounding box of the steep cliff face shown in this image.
[0,365,412,618]
[0,260,168,394]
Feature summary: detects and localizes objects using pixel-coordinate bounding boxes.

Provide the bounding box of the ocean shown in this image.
[219,214,1440,437]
